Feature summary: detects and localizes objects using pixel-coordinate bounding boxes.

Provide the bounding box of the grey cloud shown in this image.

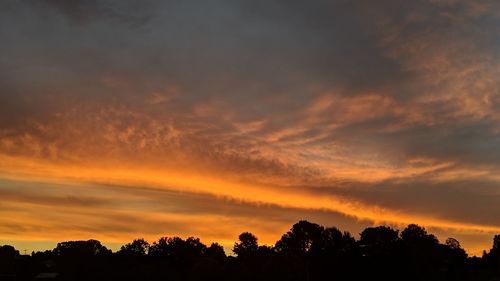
[358,120,500,166]
[307,177,500,227]
[97,183,362,226]
[1,0,499,160]
[0,189,110,208]
[0,0,405,112]
[35,0,152,26]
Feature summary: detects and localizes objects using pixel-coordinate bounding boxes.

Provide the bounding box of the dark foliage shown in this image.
[1,220,500,281]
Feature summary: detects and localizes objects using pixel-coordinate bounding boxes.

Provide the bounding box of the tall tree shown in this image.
[233,232,258,258]
[359,226,399,257]
[275,220,324,256]
[119,239,150,256]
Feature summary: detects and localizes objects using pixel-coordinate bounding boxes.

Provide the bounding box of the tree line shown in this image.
[1,220,500,280]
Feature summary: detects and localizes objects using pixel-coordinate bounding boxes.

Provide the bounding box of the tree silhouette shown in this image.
[401,224,439,245]
[483,234,500,272]
[321,227,357,255]
[149,236,207,261]
[119,238,150,256]
[493,234,500,251]
[5,221,500,281]
[275,220,324,256]
[0,245,19,259]
[54,239,111,257]
[444,237,467,262]
[233,232,259,258]
[0,245,19,275]
[359,226,399,257]
[445,238,461,250]
[206,242,226,260]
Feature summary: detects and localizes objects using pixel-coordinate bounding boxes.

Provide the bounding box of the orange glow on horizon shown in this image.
[2,153,500,246]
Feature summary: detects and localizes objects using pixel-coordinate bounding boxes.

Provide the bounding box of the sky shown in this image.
[1,0,500,256]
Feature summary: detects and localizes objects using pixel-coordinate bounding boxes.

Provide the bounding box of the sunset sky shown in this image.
[1,0,500,256]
